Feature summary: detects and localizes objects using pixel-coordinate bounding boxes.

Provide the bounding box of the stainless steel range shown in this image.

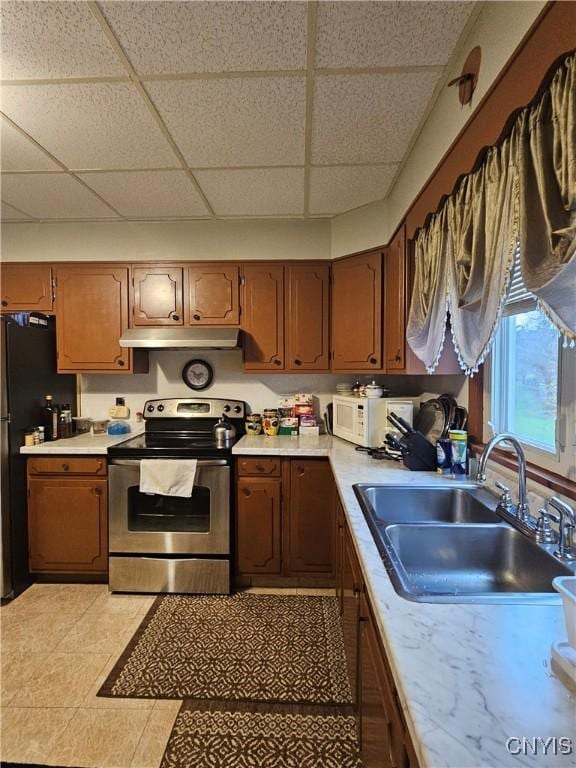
[107,397,245,595]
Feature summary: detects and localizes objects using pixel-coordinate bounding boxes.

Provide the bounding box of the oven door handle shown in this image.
[110,459,228,468]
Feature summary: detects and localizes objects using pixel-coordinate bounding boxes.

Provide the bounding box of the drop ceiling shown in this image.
[0,0,476,222]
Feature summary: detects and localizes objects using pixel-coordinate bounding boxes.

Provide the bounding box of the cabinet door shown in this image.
[286,263,330,371]
[1,264,53,312]
[286,459,334,574]
[241,264,284,370]
[55,265,132,372]
[342,521,361,712]
[132,267,183,326]
[332,252,382,370]
[384,226,406,372]
[237,477,281,574]
[28,478,108,572]
[186,264,239,326]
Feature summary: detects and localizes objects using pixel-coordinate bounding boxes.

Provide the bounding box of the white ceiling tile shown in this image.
[147,78,306,167]
[1,119,60,171]
[1,200,32,220]
[0,83,177,169]
[195,168,304,216]
[316,1,475,69]
[311,71,441,165]
[100,1,307,75]
[0,1,124,80]
[78,170,209,218]
[309,165,398,215]
[1,173,118,219]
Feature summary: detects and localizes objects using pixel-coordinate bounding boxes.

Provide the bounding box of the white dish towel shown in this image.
[139,459,198,498]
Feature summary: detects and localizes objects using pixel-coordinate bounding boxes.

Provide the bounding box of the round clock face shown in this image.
[182,359,214,391]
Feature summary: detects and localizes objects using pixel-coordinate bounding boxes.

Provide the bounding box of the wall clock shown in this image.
[182,359,214,391]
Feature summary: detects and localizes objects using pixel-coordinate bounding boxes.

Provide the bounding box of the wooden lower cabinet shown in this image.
[236,477,282,574]
[28,477,108,573]
[338,513,419,768]
[286,459,334,574]
[236,457,335,585]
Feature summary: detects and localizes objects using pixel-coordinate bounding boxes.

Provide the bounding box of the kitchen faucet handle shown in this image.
[495,480,510,494]
[535,507,559,545]
[495,480,514,512]
[547,497,576,562]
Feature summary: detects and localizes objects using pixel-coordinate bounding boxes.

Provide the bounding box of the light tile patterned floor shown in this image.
[0,583,335,767]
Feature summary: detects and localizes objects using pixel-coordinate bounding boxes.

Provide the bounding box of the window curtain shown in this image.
[405,205,450,372]
[513,54,576,344]
[406,51,575,375]
[447,138,519,375]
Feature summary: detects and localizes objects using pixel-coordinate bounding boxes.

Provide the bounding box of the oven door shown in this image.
[109,459,230,555]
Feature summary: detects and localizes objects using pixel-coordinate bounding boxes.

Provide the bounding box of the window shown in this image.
[484,247,575,478]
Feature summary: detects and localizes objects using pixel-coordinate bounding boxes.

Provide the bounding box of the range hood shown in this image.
[119,327,239,350]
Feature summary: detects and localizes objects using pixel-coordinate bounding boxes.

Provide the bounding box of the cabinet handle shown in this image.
[62,463,70,472]
[117,359,125,366]
[193,313,201,321]
[294,359,302,366]
[92,487,102,496]
[1,300,7,307]
[172,313,180,321]
[369,357,377,364]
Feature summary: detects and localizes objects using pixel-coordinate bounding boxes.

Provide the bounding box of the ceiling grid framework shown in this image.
[0,0,477,222]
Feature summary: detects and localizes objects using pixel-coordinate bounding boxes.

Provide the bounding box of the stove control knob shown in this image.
[157,404,164,412]
[223,405,231,413]
[146,404,155,413]
[233,405,242,414]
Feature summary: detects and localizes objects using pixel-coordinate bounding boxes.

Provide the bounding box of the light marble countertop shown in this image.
[20,426,144,455]
[234,434,575,768]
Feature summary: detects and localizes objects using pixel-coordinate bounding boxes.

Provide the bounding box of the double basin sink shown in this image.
[353,484,573,604]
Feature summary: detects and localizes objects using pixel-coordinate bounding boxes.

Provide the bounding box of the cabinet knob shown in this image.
[193,313,201,321]
[1,300,7,307]
[274,359,282,366]
[255,464,265,472]
[369,357,377,364]
[294,359,302,366]
[92,487,102,496]
[117,359,125,366]
[242,488,251,497]
[62,463,70,472]
[172,313,180,321]
[395,351,402,362]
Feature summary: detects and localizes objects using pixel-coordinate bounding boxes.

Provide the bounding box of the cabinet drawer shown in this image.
[28,457,107,476]
[237,457,281,477]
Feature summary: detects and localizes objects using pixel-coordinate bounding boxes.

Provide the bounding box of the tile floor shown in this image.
[0,583,335,767]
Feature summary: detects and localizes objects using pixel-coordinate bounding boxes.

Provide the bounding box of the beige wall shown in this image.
[330,0,547,257]
[0,218,331,262]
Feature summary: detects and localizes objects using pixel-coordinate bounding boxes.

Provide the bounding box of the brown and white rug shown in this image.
[160,700,361,768]
[98,593,352,705]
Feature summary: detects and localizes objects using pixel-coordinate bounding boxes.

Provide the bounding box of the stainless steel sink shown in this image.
[352,483,573,604]
[378,524,573,604]
[354,484,501,525]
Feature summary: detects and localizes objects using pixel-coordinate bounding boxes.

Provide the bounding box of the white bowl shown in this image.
[553,576,576,649]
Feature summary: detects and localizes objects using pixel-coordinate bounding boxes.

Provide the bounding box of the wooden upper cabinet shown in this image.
[286,263,330,371]
[1,264,53,312]
[241,264,284,370]
[384,226,407,372]
[286,459,335,575]
[131,266,183,326]
[331,252,382,370]
[55,265,134,373]
[186,263,239,326]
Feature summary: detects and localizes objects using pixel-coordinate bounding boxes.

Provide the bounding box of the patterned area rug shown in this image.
[98,593,352,705]
[160,700,361,768]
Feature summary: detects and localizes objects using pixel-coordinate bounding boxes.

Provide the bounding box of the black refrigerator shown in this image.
[1,315,77,599]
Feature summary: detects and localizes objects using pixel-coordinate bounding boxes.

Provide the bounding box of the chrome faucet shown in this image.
[547,497,576,562]
[476,433,534,533]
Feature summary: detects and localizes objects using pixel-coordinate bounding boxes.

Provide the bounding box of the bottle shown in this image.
[62,404,72,438]
[42,395,58,441]
[37,426,45,443]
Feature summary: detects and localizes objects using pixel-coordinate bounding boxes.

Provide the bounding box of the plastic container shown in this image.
[107,420,131,435]
[73,417,93,435]
[91,419,109,435]
[553,576,576,649]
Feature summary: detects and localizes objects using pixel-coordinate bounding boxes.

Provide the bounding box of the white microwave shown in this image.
[332,394,414,448]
